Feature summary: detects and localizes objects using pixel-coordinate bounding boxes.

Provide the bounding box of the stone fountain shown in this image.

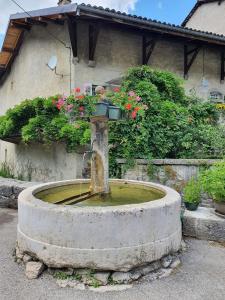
[17,98,182,273]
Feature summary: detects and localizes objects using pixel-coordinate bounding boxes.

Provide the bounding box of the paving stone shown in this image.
[93,272,110,285]
[16,247,24,260]
[63,268,74,276]
[130,270,142,281]
[158,268,174,279]
[111,272,132,284]
[57,279,86,290]
[170,258,181,269]
[23,254,32,263]
[137,261,161,276]
[161,255,173,268]
[0,186,13,197]
[25,262,45,279]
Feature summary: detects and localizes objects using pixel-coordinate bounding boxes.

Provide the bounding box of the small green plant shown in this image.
[201,161,225,203]
[183,178,201,204]
[0,162,15,179]
[53,271,68,280]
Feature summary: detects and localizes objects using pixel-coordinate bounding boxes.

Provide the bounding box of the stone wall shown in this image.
[0,142,84,182]
[0,177,36,209]
[117,159,220,207]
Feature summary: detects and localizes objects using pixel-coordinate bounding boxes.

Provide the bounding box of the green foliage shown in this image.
[201,161,225,203]
[0,67,224,179]
[109,66,225,175]
[0,96,91,152]
[0,162,15,179]
[183,178,201,204]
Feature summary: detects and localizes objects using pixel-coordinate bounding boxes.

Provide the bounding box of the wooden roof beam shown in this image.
[2,47,14,53]
[184,44,201,79]
[142,35,157,65]
[11,21,31,31]
[38,16,64,25]
[89,23,100,65]
[25,18,47,27]
[67,16,78,58]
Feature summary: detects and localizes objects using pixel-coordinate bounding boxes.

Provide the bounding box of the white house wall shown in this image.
[185,2,225,36]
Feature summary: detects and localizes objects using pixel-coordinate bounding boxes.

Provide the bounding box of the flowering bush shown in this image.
[52,87,146,121]
[106,88,146,119]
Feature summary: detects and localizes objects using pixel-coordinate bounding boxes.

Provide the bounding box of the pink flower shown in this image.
[128,91,135,97]
[131,111,137,119]
[136,96,142,102]
[56,98,65,110]
[66,104,74,112]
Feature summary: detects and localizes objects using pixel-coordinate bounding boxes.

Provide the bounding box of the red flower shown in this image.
[134,106,141,112]
[131,111,137,119]
[113,87,120,93]
[79,106,85,112]
[75,87,81,93]
[76,95,85,100]
[125,103,132,110]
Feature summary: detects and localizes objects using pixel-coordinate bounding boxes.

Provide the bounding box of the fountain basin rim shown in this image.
[18,179,180,212]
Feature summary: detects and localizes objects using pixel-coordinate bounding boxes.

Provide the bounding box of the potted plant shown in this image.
[108,105,122,120]
[183,178,201,211]
[93,102,109,117]
[201,161,225,216]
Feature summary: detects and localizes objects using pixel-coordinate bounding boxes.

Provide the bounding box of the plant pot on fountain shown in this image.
[183,178,201,211]
[108,105,122,120]
[94,102,109,117]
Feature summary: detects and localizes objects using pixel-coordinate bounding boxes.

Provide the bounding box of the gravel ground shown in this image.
[1,208,225,300]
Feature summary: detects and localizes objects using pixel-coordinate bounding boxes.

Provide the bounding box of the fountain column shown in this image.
[90,116,110,194]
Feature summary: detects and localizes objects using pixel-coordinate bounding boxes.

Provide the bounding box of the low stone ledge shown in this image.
[0,177,38,209]
[183,207,225,242]
[117,159,220,166]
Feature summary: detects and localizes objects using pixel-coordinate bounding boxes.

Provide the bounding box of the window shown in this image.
[209,91,224,103]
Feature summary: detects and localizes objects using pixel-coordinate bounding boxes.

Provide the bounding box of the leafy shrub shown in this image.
[0,67,224,178]
[183,178,201,204]
[201,161,225,203]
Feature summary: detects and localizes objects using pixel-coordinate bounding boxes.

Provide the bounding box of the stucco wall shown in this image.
[74,21,225,100]
[0,141,83,182]
[0,23,73,114]
[0,20,224,181]
[185,2,225,36]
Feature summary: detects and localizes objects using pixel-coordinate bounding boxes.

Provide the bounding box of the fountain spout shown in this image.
[90,116,110,194]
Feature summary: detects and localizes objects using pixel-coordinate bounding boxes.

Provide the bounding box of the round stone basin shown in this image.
[36,182,165,206]
[17,179,182,272]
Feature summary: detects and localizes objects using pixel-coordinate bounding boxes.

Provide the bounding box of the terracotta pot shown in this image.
[214,202,225,216]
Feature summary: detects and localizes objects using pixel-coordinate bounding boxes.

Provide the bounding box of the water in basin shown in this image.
[36,182,165,207]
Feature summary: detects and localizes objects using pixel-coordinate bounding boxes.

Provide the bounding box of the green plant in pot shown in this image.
[183,178,201,211]
[201,161,225,216]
